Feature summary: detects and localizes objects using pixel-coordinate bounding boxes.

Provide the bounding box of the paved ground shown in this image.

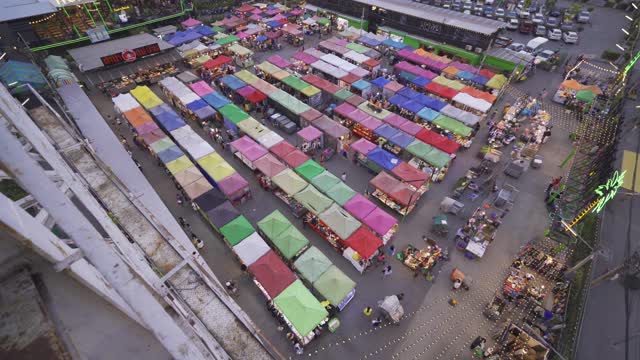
[64,2,633,358]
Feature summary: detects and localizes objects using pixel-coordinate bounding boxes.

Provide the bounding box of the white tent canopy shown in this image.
[233,232,270,266]
[170,126,198,142]
[343,50,370,65]
[179,135,215,160]
[320,53,358,72]
[452,93,492,113]
[178,92,201,106]
[440,105,482,126]
[311,60,348,79]
[257,131,284,149]
[113,93,140,113]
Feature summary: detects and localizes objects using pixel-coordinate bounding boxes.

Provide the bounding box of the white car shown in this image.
[507,18,519,30]
[532,13,545,25]
[495,8,506,18]
[576,10,591,23]
[534,50,556,64]
[535,25,547,36]
[547,28,562,41]
[507,43,525,52]
[518,10,531,19]
[563,31,578,44]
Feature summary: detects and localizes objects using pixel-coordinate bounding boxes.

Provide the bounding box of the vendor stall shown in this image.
[249,250,297,300]
[258,210,310,261]
[400,241,442,272]
[343,226,383,273]
[297,126,324,155]
[272,169,308,217]
[362,207,398,244]
[456,207,501,259]
[272,280,328,345]
[204,201,240,232]
[369,172,418,215]
[228,43,254,68]
[405,140,451,183]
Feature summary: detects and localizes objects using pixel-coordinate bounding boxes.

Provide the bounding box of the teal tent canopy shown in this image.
[0,60,47,93]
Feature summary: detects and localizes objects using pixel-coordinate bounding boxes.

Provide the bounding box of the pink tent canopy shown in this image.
[300,108,323,123]
[400,121,423,136]
[236,31,250,39]
[344,194,377,221]
[190,81,214,97]
[350,111,372,124]
[289,9,302,16]
[384,81,404,93]
[134,121,159,135]
[181,18,202,28]
[244,145,269,162]
[267,55,292,68]
[350,67,370,78]
[334,103,356,117]
[327,37,348,46]
[249,14,262,22]
[237,4,256,13]
[217,172,249,198]
[283,150,310,168]
[361,117,383,131]
[297,126,322,142]
[237,86,256,97]
[451,61,478,73]
[350,138,376,155]
[292,52,317,65]
[230,136,257,154]
[270,140,296,160]
[363,208,398,237]
[383,113,409,128]
[254,153,286,178]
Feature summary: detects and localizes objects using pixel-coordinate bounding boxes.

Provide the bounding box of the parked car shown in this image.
[507,43,525,52]
[507,10,518,19]
[534,49,557,64]
[549,8,561,17]
[485,0,495,5]
[546,16,560,27]
[547,28,562,40]
[495,8,506,18]
[494,36,513,48]
[563,31,578,44]
[576,10,591,23]
[519,10,531,19]
[519,20,534,34]
[463,1,473,11]
[484,6,495,18]
[507,18,519,30]
[561,20,575,32]
[535,25,547,36]
[474,4,484,15]
[453,2,462,11]
[532,13,545,25]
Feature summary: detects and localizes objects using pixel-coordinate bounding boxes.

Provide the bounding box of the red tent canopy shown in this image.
[390,162,428,188]
[479,69,495,79]
[389,183,418,207]
[283,150,310,168]
[203,55,232,69]
[345,227,382,259]
[245,90,267,103]
[249,251,296,299]
[236,4,256,12]
[340,73,360,84]
[415,128,460,154]
[424,82,458,100]
[270,140,296,160]
[363,58,380,68]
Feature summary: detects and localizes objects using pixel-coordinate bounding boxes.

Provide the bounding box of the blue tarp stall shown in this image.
[154,108,187,131]
[220,75,247,91]
[397,87,421,99]
[399,100,424,114]
[389,131,414,149]
[456,71,476,81]
[366,147,400,171]
[167,30,204,46]
[370,76,390,89]
[374,124,399,139]
[202,92,231,109]
[267,20,283,28]
[411,76,430,88]
[158,145,184,163]
[358,36,381,47]
[187,99,208,111]
[470,74,489,86]
[256,35,268,42]
[398,71,417,82]
[194,25,216,36]
[382,38,408,50]
[194,106,217,120]
[0,60,47,93]
[388,94,410,107]
[351,79,371,92]
[416,94,447,111]
[149,103,172,117]
[417,107,440,122]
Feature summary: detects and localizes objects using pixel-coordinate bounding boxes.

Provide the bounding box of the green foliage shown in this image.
[0,179,28,201]
[602,49,622,61]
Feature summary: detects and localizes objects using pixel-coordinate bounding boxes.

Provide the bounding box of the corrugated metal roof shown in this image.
[0,0,56,22]
[355,0,504,35]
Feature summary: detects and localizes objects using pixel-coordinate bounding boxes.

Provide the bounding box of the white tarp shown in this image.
[452,93,492,113]
[311,60,348,79]
[171,126,198,141]
[257,131,284,149]
[320,53,358,72]
[343,50,370,64]
[233,232,270,266]
[113,93,140,113]
[440,105,482,126]
[179,134,215,160]
[178,92,201,106]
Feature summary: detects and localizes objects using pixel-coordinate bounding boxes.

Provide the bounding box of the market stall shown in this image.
[369,171,418,216]
[362,207,398,244]
[253,153,286,189]
[297,126,324,155]
[272,280,328,345]
[258,210,310,261]
[456,207,501,259]
[400,240,442,273]
[217,172,251,204]
[271,169,308,217]
[313,265,356,310]
[204,201,240,232]
[249,250,297,299]
[343,226,383,273]
[405,140,451,183]
[227,43,255,68]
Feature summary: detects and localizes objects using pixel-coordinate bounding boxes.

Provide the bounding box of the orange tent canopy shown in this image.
[123,107,153,127]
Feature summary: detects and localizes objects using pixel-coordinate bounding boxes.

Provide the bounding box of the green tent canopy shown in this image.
[346,43,370,54]
[281,75,311,92]
[295,160,325,181]
[576,89,596,103]
[312,265,356,307]
[273,225,310,260]
[211,26,225,33]
[358,102,392,120]
[293,185,334,214]
[433,115,472,137]
[406,140,434,161]
[310,170,341,193]
[423,148,452,169]
[293,246,332,283]
[272,169,308,196]
[318,203,361,240]
[334,88,354,101]
[325,182,357,206]
[220,215,254,246]
[219,104,250,124]
[316,17,331,26]
[274,280,328,337]
[258,210,292,240]
[216,34,240,46]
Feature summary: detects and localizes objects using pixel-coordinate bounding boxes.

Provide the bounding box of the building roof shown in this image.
[355,0,504,35]
[0,0,56,22]
[486,48,534,66]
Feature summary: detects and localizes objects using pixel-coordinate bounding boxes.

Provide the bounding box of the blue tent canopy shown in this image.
[470,74,489,85]
[154,109,187,131]
[220,75,247,91]
[256,35,268,42]
[370,76,390,88]
[158,145,184,164]
[411,76,430,88]
[382,38,407,49]
[389,131,414,149]
[358,36,381,47]
[202,92,231,109]
[399,100,424,114]
[416,94,447,111]
[187,99,208,111]
[149,103,172,117]
[266,4,277,9]
[351,79,371,91]
[374,124,400,139]
[194,106,217,120]
[0,60,47,93]
[456,71,476,81]
[366,147,400,171]
[417,107,440,122]
[398,71,417,82]
[167,30,203,46]
[194,25,216,36]
[397,87,421,99]
[388,94,410,107]
[267,20,283,28]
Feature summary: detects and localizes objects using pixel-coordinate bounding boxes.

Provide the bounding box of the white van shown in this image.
[525,37,549,53]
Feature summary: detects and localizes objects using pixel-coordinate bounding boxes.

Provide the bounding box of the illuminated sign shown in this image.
[623,50,640,76]
[113,6,131,12]
[593,170,626,213]
[100,44,161,66]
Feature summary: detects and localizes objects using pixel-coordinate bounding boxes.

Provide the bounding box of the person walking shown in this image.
[341,172,347,181]
[176,193,184,206]
[371,317,382,327]
[388,245,396,257]
[178,217,187,228]
[363,306,373,317]
[382,265,392,278]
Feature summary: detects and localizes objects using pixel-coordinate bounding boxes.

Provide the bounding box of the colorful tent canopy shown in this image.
[267,55,292,68]
[383,113,408,128]
[219,104,250,123]
[274,280,328,337]
[202,92,231,109]
[0,60,47,92]
[319,204,361,240]
[345,227,382,259]
[220,215,254,246]
[158,145,184,164]
[433,115,472,137]
[272,168,308,196]
[233,232,270,266]
[166,155,194,175]
[130,86,164,109]
[257,131,284,149]
[272,225,310,260]
[350,138,377,155]
[194,188,226,212]
[363,207,398,237]
[283,150,310,168]
[366,147,400,171]
[424,82,458,100]
[203,55,233,69]
[258,210,291,240]
[206,201,240,230]
[249,251,296,299]
[183,178,213,199]
[220,75,247,90]
[486,74,507,90]
[389,131,414,149]
[312,265,355,307]
[415,128,460,154]
[399,120,422,136]
[270,141,296,160]
[343,194,377,221]
[295,160,325,181]
[417,107,440,122]
[390,162,428,188]
[325,182,357,206]
[253,153,286,178]
[374,124,400,140]
[310,171,340,193]
[217,172,249,198]
[293,185,334,214]
[293,247,332,283]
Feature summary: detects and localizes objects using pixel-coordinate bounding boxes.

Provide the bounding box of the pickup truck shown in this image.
[519,20,534,34]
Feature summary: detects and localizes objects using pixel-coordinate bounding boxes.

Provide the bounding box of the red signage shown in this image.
[100,44,161,66]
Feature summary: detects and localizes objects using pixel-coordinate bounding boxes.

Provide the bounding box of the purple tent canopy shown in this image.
[217,172,249,198]
[344,193,377,221]
[363,208,398,236]
[451,61,478,73]
[267,55,292,68]
[360,117,382,131]
[383,113,409,128]
[400,120,423,136]
[230,136,256,153]
[388,94,410,107]
[292,52,317,65]
[237,86,256,97]
[168,30,203,46]
[297,126,322,142]
[334,103,356,117]
[350,138,377,155]
[470,75,489,86]
[397,87,421,99]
